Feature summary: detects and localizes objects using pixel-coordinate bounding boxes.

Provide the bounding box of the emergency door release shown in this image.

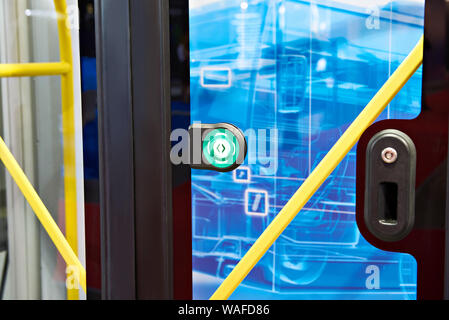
[189,123,247,172]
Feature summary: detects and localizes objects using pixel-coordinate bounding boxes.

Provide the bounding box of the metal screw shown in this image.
[381,147,398,164]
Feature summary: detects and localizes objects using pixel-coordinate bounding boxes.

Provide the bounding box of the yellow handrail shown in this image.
[210,35,424,300]
[0,62,71,77]
[54,0,80,301]
[0,0,85,297]
[0,137,86,293]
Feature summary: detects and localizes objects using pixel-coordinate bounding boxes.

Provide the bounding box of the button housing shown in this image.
[189,123,247,172]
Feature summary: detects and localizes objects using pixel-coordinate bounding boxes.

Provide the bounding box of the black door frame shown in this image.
[96,0,449,301]
[96,0,173,300]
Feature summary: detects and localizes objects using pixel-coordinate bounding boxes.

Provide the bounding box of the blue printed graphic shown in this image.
[245,189,269,216]
[234,167,250,183]
[189,0,422,299]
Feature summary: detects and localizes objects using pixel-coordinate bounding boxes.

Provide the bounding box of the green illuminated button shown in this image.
[203,129,240,168]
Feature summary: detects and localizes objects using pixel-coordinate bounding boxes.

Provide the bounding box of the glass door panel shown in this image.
[0,0,85,300]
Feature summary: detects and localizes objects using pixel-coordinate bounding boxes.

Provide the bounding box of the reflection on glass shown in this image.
[0,0,82,300]
[189,0,422,299]
[0,87,6,299]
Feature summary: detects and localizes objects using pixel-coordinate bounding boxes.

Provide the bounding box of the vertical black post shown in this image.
[445,1,449,301]
[130,0,173,300]
[96,0,174,299]
[422,0,449,300]
[96,0,136,299]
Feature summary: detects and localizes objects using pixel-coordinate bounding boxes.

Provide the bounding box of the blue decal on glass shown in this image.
[189,0,422,300]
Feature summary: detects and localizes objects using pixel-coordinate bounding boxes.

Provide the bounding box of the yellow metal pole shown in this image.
[210,35,424,300]
[0,136,86,293]
[53,0,80,300]
[0,62,70,77]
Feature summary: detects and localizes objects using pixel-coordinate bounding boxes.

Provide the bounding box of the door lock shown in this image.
[364,129,416,242]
